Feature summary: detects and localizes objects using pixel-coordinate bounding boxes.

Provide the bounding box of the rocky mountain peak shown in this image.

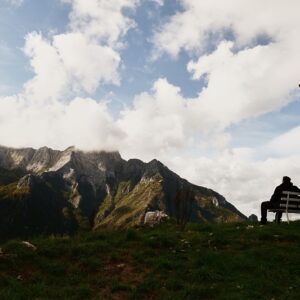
[0,145,247,238]
[0,145,123,175]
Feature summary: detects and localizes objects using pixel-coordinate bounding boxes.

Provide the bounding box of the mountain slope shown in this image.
[0,146,246,238]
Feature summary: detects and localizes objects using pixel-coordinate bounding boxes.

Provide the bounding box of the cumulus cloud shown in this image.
[0,0,137,148]
[152,1,300,128]
[187,41,300,129]
[0,95,123,150]
[153,0,300,57]
[22,0,139,101]
[63,0,138,47]
[23,33,69,102]
[118,77,235,160]
[118,78,188,159]
[23,31,121,101]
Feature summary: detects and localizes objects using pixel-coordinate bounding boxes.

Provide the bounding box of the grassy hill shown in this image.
[1,221,300,299]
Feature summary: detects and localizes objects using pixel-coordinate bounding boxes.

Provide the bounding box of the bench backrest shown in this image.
[279,191,300,211]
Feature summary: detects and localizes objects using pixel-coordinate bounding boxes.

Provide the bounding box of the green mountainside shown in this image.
[1,221,300,299]
[0,146,246,239]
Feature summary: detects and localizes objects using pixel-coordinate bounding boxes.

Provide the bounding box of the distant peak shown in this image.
[37,146,54,152]
[64,146,76,152]
[148,159,163,166]
[97,150,122,161]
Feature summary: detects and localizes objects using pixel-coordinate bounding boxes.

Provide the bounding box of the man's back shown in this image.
[270,182,299,203]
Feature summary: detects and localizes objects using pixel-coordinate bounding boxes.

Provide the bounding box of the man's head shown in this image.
[282,176,291,184]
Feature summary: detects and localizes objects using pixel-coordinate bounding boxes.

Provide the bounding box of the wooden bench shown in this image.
[269,191,300,223]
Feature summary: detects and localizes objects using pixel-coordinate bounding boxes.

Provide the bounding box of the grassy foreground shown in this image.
[1,221,300,300]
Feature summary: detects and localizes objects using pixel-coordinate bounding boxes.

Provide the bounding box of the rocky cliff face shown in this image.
[0,146,246,238]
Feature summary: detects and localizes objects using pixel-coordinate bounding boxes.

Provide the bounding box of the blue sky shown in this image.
[1,0,300,216]
[0,0,67,93]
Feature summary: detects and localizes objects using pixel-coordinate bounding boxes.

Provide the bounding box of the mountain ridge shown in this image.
[0,146,246,238]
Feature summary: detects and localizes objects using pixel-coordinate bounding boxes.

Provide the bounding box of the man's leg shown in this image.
[261,201,271,224]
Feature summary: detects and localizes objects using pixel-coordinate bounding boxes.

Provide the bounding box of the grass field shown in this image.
[1,220,300,299]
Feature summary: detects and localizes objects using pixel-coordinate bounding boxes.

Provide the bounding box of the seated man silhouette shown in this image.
[261,176,300,224]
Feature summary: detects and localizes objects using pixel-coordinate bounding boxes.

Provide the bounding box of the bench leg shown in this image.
[286,195,290,224]
[286,210,290,224]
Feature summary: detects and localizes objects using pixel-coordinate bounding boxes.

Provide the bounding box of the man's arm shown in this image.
[270,186,281,203]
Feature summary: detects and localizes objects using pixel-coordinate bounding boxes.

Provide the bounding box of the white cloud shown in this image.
[152,1,300,128]
[53,32,121,93]
[267,126,300,156]
[153,0,300,57]
[0,0,137,149]
[21,0,139,101]
[63,0,138,47]
[0,0,138,148]
[23,31,121,101]
[118,78,188,159]
[23,32,69,102]
[0,0,138,151]
[0,95,124,150]
[187,41,300,129]
[117,77,236,161]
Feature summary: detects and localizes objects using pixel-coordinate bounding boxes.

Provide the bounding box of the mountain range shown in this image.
[0,146,246,238]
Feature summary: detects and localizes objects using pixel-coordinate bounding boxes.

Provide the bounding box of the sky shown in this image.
[1,0,300,218]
